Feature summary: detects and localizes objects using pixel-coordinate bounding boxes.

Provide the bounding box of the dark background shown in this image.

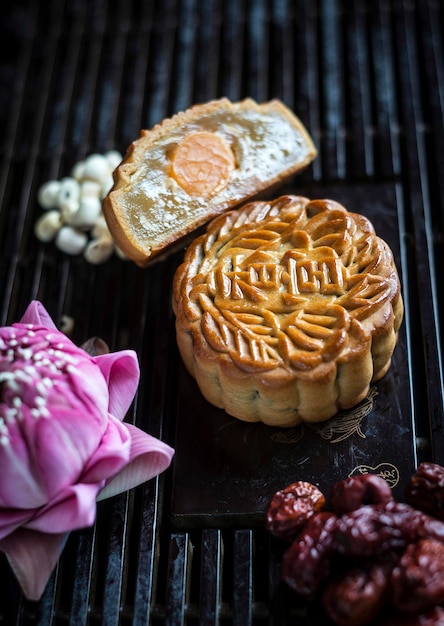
[0,1,443,624]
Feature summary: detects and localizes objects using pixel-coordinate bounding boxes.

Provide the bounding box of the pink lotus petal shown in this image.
[0,529,67,601]
[97,424,174,501]
[81,414,131,484]
[25,482,101,534]
[0,509,35,542]
[94,351,140,421]
[18,300,57,330]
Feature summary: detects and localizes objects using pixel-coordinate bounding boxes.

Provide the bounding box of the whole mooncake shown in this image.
[173,195,403,426]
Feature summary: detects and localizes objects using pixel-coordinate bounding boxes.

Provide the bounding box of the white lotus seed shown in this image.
[37,180,61,209]
[84,238,115,264]
[34,210,63,242]
[71,160,86,181]
[80,180,102,198]
[105,150,123,171]
[100,174,115,198]
[91,215,113,240]
[55,225,88,255]
[66,197,102,229]
[82,154,110,183]
[57,177,80,215]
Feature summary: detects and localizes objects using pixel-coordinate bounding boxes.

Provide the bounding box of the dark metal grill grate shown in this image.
[1,1,443,624]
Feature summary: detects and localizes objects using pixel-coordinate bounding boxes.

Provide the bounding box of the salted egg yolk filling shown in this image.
[169,131,236,197]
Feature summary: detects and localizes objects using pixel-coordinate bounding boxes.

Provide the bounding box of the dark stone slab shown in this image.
[170,183,416,527]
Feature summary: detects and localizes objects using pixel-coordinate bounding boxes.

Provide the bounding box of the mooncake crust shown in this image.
[102,98,317,266]
[173,195,404,426]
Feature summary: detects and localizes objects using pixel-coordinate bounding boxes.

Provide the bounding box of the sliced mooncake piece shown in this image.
[102,98,317,266]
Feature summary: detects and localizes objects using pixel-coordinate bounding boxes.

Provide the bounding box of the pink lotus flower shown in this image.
[0,301,174,601]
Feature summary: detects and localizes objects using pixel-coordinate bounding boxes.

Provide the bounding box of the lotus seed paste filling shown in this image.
[119,110,312,248]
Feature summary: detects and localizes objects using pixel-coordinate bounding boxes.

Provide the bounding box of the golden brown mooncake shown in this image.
[173,195,404,427]
[102,98,317,266]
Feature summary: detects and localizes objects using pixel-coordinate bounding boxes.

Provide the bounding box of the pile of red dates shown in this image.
[266,463,444,625]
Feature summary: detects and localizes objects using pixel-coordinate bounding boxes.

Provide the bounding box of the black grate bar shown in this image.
[91,9,129,152]
[219,1,245,101]
[299,3,322,182]
[164,533,192,625]
[144,0,177,128]
[245,0,269,103]
[193,0,223,103]
[367,1,401,178]
[69,529,96,626]
[114,4,155,148]
[232,530,254,626]
[344,1,375,179]
[131,480,161,626]
[392,1,444,461]
[101,493,130,625]
[169,0,199,114]
[269,0,296,108]
[199,530,223,626]
[319,0,347,180]
[416,0,444,338]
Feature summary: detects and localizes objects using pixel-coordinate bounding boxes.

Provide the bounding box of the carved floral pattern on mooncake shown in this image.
[184,196,400,374]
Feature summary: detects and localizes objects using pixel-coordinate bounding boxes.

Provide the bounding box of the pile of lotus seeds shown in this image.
[34,150,127,264]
